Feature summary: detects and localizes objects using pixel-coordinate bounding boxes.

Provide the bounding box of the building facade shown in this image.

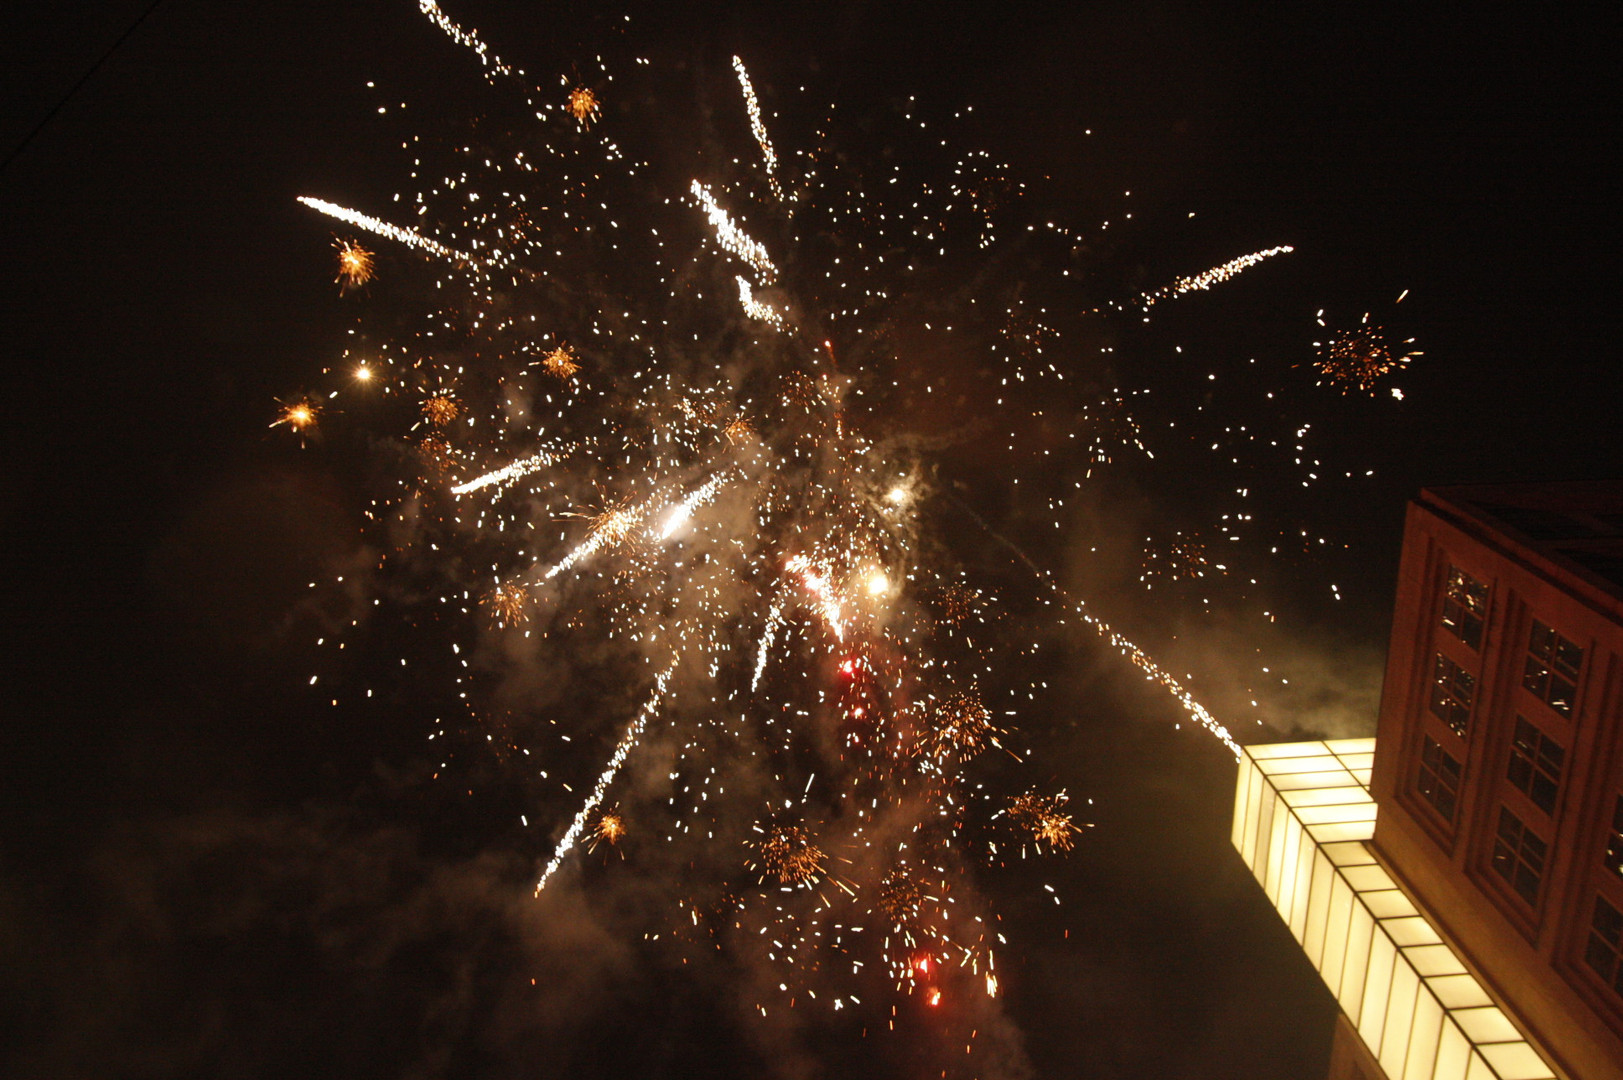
[1235,481,1623,1079]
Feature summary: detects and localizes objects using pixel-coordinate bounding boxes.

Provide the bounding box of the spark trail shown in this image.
[536,660,677,893]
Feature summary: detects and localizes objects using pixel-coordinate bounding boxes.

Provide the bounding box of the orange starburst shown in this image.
[1311,315,1421,394]
[540,344,580,379]
[590,503,637,546]
[877,868,926,927]
[750,825,825,887]
[417,434,454,478]
[722,415,754,445]
[588,809,626,852]
[271,398,319,432]
[567,86,600,128]
[1006,791,1080,852]
[483,583,529,625]
[421,393,460,427]
[916,694,999,761]
[333,237,374,290]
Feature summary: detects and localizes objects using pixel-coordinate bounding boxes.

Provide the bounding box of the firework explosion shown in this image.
[1312,307,1421,395]
[284,1,1392,1048]
[333,237,375,290]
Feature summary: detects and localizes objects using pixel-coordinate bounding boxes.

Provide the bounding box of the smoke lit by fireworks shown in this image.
[285,1,1393,1042]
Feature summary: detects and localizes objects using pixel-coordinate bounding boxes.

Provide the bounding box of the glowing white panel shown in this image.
[1303,850,1335,966]
[1342,902,1375,1018]
[1344,863,1397,892]
[1452,1006,1519,1045]
[1406,944,1467,977]
[1404,988,1444,1080]
[1435,1018,1472,1080]
[1429,974,1491,1010]
[1357,919,1395,1045]
[1232,740,1558,1080]
[1380,954,1419,1077]
[1476,1042,1556,1080]
[1365,889,1420,919]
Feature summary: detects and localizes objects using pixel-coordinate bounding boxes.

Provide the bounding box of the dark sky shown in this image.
[0,2,1615,1078]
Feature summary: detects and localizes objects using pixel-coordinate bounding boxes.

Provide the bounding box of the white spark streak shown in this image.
[418,0,515,78]
[536,662,676,894]
[737,276,784,326]
[691,181,778,283]
[297,197,477,264]
[452,444,570,494]
[752,600,787,691]
[733,57,782,201]
[1138,245,1294,310]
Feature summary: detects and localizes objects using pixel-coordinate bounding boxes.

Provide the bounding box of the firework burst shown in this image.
[333,237,375,289]
[1312,312,1422,394]
[283,2,1383,1038]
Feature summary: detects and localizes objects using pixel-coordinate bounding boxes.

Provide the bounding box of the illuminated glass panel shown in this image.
[1491,806,1547,905]
[1505,717,1563,815]
[1417,736,1462,822]
[1523,620,1582,718]
[1233,741,1558,1080]
[1428,653,1475,738]
[1606,796,1623,881]
[1584,894,1623,996]
[1439,566,1488,650]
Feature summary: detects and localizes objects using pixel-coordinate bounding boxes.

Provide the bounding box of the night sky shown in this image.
[1,3,1615,1078]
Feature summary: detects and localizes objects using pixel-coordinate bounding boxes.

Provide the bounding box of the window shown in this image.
[1429,653,1476,737]
[1584,895,1623,996]
[1417,736,1463,822]
[1491,806,1547,905]
[1440,566,1488,649]
[1505,717,1564,815]
[1606,796,1623,882]
[1524,620,1582,717]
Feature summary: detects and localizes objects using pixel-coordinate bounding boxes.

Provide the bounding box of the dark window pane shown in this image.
[1588,933,1618,979]
[1430,654,1476,737]
[1440,566,1489,650]
[1492,807,1545,905]
[1417,736,1462,822]
[1505,716,1564,817]
[1530,773,1558,814]
[1606,796,1623,880]
[1525,620,1583,718]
